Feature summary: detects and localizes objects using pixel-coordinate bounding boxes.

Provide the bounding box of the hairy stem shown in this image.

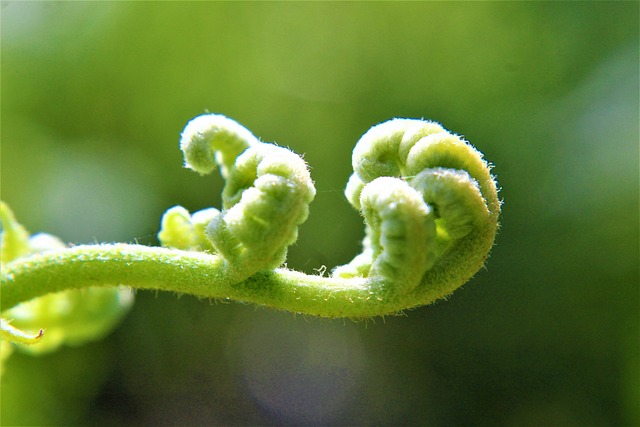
[1,204,496,319]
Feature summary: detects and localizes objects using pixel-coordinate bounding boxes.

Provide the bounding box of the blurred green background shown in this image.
[1,2,638,426]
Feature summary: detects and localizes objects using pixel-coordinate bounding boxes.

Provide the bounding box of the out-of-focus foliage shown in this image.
[1,2,637,426]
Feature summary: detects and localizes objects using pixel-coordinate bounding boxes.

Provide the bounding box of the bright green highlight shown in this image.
[1,319,43,346]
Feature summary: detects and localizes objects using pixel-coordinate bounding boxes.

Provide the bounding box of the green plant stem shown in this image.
[1,203,496,319]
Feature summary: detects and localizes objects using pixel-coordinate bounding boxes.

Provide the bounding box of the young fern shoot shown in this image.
[0,113,500,354]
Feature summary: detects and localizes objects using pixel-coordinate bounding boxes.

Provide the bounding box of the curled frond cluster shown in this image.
[0,113,501,359]
[157,114,499,315]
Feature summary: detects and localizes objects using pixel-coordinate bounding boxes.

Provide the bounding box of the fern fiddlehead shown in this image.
[177,114,316,281]
[334,118,500,307]
[1,113,500,353]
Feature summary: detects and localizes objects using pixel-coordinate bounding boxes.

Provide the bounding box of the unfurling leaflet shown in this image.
[334,118,499,304]
[0,202,133,366]
[167,114,316,281]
